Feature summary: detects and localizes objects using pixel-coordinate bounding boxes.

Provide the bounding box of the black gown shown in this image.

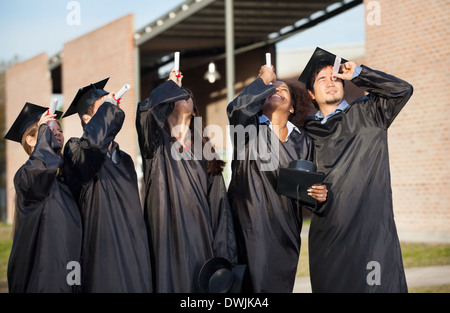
[136,80,236,293]
[304,66,413,293]
[64,102,152,293]
[8,125,82,293]
[227,78,314,293]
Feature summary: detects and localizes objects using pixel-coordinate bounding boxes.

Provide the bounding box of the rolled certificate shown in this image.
[174,51,180,71]
[265,53,272,68]
[49,98,58,115]
[174,51,181,77]
[332,56,341,81]
[48,98,58,127]
[114,84,130,100]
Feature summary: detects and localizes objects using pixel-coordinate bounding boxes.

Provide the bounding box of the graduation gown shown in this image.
[227,78,314,293]
[136,80,236,293]
[8,125,82,293]
[304,66,413,293]
[64,102,152,293]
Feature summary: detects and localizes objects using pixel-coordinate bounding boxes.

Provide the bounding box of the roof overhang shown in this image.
[134,0,363,73]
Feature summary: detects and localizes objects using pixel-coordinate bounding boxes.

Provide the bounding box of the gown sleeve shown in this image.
[207,174,238,264]
[352,65,414,129]
[226,77,276,127]
[63,101,124,200]
[14,124,62,202]
[136,80,190,159]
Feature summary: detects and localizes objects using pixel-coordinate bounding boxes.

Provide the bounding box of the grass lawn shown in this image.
[0,223,12,293]
[1,221,449,293]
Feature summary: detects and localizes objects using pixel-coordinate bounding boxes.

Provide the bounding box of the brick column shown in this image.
[365,0,450,241]
[62,14,137,163]
[5,53,52,223]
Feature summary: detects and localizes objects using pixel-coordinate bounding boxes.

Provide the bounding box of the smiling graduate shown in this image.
[226,63,327,293]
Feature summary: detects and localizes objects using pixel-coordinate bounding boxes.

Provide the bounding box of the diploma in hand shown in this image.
[48,98,58,127]
[114,84,130,102]
[49,98,58,115]
[173,51,181,78]
[265,53,271,68]
[265,53,273,85]
[332,55,341,81]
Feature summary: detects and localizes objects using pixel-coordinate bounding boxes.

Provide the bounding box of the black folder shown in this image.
[277,160,325,207]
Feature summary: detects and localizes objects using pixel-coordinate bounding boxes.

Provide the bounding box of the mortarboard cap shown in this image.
[62,77,109,118]
[276,160,324,207]
[198,257,247,293]
[298,47,347,90]
[4,102,63,143]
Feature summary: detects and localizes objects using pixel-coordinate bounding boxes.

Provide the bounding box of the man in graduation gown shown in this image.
[300,47,414,292]
[5,103,82,293]
[136,70,237,292]
[63,78,152,293]
[227,65,326,292]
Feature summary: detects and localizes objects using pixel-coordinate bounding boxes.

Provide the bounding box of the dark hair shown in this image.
[181,88,226,176]
[306,59,334,92]
[283,79,315,128]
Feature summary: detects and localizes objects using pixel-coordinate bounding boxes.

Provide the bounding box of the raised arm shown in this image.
[226,65,277,127]
[136,78,190,159]
[63,102,124,199]
[338,62,413,128]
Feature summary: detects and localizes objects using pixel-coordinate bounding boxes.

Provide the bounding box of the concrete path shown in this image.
[293,265,450,293]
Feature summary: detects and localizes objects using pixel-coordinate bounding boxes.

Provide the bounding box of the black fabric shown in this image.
[297,46,347,88]
[63,102,152,293]
[277,160,324,208]
[304,65,413,292]
[62,78,109,118]
[136,80,237,293]
[8,125,82,293]
[227,77,314,292]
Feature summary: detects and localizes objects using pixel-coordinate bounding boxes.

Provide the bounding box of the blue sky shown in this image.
[0,0,364,64]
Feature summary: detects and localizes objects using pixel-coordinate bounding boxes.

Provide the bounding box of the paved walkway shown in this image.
[293,265,450,292]
[295,225,450,292]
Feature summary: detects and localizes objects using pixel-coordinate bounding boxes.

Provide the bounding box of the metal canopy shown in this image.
[135,0,362,73]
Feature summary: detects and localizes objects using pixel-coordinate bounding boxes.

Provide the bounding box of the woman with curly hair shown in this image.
[227,64,327,293]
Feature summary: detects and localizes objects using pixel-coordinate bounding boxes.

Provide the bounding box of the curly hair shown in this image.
[283,78,316,128]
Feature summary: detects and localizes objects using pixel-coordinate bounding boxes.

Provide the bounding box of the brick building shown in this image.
[3,0,449,242]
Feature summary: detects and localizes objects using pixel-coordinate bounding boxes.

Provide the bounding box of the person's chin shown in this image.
[325,96,343,105]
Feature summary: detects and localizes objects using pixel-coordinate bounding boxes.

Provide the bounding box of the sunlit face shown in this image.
[309,66,344,107]
[49,121,64,147]
[263,81,293,116]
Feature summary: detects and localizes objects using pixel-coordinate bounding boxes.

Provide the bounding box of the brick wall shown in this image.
[5,53,52,223]
[62,14,137,163]
[364,0,450,241]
